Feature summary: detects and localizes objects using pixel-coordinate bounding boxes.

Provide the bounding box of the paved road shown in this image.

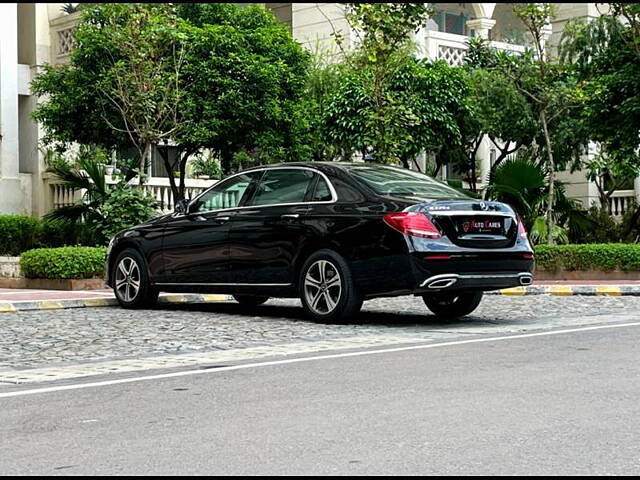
[2,322,640,475]
[1,295,640,373]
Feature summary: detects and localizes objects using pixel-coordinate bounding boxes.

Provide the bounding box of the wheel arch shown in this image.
[107,240,146,285]
[293,239,351,289]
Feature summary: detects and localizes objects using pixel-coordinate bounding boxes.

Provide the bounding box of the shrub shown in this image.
[88,186,158,244]
[570,206,622,244]
[534,244,640,272]
[39,220,97,248]
[20,247,107,279]
[0,215,42,256]
[0,215,99,256]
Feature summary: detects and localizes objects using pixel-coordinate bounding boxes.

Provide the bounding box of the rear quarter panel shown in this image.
[301,200,415,296]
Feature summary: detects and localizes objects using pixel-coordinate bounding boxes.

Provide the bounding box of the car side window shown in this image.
[331,177,364,202]
[310,175,333,202]
[249,169,314,207]
[190,172,259,213]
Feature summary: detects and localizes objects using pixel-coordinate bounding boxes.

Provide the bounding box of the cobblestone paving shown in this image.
[1,295,639,376]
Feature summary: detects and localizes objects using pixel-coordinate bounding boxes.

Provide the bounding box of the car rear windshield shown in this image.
[348,166,469,199]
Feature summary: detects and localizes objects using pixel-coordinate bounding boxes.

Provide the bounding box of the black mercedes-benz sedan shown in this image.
[105,162,534,321]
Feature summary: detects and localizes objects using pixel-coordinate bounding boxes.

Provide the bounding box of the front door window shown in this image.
[190,172,259,213]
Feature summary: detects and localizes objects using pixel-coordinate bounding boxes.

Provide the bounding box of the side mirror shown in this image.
[175,198,190,215]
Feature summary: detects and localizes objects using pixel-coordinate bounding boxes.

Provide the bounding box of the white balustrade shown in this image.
[423,30,526,66]
[608,190,636,217]
[47,176,217,216]
[105,176,217,214]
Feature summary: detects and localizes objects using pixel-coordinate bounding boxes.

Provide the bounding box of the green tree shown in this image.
[303,45,345,162]
[32,3,310,202]
[463,41,537,186]
[324,53,471,171]
[331,3,434,164]
[560,3,640,233]
[178,7,311,176]
[473,4,582,244]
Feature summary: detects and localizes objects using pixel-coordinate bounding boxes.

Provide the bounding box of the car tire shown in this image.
[112,248,159,309]
[233,295,269,307]
[299,249,363,323]
[422,291,483,319]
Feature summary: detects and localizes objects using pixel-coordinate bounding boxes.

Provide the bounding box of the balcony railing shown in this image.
[423,30,526,67]
[608,190,637,217]
[49,11,81,65]
[44,174,217,216]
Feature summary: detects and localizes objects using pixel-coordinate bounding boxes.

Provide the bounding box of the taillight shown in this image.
[518,216,528,238]
[383,212,441,239]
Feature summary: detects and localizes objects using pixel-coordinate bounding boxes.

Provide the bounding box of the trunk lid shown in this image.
[413,200,518,249]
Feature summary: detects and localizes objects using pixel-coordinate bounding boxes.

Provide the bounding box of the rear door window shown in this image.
[249,169,315,207]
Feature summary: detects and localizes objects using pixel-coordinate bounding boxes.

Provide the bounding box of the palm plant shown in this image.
[43,146,158,245]
[485,150,545,228]
[485,150,593,245]
[43,146,109,224]
[60,3,79,14]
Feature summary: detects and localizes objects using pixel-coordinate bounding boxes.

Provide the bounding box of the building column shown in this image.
[635,176,640,204]
[540,23,553,59]
[0,3,23,215]
[466,17,496,39]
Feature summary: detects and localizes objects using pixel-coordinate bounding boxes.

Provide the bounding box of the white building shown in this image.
[271,2,640,213]
[0,3,638,217]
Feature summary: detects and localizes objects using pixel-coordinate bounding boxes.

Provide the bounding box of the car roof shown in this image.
[241,162,394,174]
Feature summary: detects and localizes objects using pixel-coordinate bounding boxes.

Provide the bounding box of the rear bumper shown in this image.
[407,251,535,294]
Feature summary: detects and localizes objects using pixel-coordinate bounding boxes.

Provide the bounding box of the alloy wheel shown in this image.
[304,259,342,315]
[115,256,141,303]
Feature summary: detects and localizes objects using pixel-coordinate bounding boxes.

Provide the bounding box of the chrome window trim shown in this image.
[185,166,338,216]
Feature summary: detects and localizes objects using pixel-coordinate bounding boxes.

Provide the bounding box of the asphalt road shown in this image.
[2,321,640,475]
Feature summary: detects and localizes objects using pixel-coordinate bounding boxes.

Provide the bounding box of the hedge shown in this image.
[534,244,640,272]
[0,215,41,256]
[20,247,107,279]
[0,215,96,256]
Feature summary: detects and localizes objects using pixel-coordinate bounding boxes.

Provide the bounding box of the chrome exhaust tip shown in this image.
[519,274,533,286]
[421,275,459,289]
[428,278,458,289]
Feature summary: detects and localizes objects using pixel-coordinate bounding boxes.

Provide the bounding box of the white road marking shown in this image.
[0,335,422,384]
[1,321,639,399]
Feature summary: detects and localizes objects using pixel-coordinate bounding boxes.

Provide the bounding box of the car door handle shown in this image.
[281,214,300,220]
[213,216,231,224]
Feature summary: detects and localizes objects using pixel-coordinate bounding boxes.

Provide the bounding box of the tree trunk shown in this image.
[220,148,234,176]
[139,143,152,186]
[433,162,442,179]
[158,147,180,207]
[470,156,477,193]
[540,110,555,245]
[178,150,191,201]
[411,157,422,173]
[487,140,519,187]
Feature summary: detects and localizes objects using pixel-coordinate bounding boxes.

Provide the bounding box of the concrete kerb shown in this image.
[1,286,639,314]
[487,285,640,296]
[0,294,231,313]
